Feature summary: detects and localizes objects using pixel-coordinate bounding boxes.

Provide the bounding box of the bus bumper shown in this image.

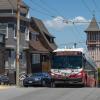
[52,78,83,84]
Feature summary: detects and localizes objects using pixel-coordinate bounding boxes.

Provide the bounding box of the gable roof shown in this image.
[29,40,49,53]
[31,17,54,37]
[85,16,100,32]
[0,0,29,14]
[30,17,57,51]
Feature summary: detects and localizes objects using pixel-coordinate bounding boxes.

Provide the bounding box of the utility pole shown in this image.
[74,43,77,48]
[16,0,20,87]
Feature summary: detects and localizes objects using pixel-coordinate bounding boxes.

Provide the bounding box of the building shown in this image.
[27,17,57,73]
[85,16,100,68]
[0,0,29,83]
[0,0,57,84]
[0,33,5,74]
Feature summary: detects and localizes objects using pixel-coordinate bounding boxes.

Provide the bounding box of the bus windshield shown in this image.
[52,55,82,69]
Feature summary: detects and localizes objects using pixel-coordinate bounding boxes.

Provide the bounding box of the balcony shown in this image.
[86,40,100,45]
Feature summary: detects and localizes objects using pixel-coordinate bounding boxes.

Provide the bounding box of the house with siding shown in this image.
[0,0,57,84]
[28,17,57,73]
[0,0,29,84]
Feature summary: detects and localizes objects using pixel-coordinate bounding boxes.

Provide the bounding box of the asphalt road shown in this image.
[0,86,100,100]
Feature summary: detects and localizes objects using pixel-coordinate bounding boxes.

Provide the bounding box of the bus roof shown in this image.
[53,48,84,53]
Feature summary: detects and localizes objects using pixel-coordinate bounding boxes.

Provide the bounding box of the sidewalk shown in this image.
[0,85,12,90]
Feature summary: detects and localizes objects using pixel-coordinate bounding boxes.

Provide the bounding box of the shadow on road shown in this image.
[54,84,84,88]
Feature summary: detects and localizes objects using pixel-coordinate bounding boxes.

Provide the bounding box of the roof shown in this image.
[30,17,57,51]
[29,40,49,53]
[0,0,28,14]
[29,27,39,35]
[85,16,100,32]
[31,17,54,37]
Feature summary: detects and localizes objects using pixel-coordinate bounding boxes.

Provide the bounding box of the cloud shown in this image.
[44,16,89,30]
[70,16,89,25]
[72,16,87,22]
[44,16,67,29]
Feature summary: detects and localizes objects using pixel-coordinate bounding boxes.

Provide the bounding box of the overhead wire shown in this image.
[92,0,100,12]
[81,0,93,15]
[29,6,56,18]
[39,0,64,17]
[26,0,96,48]
[30,0,57,18]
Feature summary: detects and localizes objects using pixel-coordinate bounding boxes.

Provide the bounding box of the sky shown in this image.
[24,0,100,49]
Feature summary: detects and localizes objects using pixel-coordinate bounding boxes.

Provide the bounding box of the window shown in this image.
[30,32,38,41]
[50,38,54,43]
[42,55,49,62]
[0,23,8,38]
[32,54,40,64]
[52,55,82,69]
[25,27,29,41]
[0,34,4,43]
[20,25,26,33]
[10,50,15,69]
[0,10,16,14]
[6,49,16,69]
[8,23,15,38]
[44,32,54,43]
[14,24,16,38]
[20,52,26,68]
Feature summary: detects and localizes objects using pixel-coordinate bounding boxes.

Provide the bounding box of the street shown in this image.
[0,86,100,100]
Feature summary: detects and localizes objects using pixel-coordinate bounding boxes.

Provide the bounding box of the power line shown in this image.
[30,0,69,22]
[39,0,64,17]
[39,0,68,22]
[92,0,100,12]
[24,0,57,18]
[30,0,56,17]
[29,6,56,18]
[72,23,86,41]
[81,0,93,15]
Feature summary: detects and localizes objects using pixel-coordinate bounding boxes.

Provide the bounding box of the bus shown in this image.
[50,48,98,87]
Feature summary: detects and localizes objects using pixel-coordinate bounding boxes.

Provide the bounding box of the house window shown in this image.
[0,23,8,38]
[32,54,40,64]
[14,24,16,38]
[42,55,49,62]
[20,25,26,33]
[5,49,15,69]
[0,34,4,43]
[30,33,38,41]
[20,52,26,68]
[25,27,29,41]
[50,38,54,43]
[8,23,15,38]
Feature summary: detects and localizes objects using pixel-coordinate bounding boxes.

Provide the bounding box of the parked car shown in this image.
[0,75,9,85]
[23,72,51,87]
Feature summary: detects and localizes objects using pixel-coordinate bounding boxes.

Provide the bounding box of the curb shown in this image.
[0,85,11,90]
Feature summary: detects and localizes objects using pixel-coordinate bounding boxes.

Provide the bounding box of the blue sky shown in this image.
[24,0,100,48]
